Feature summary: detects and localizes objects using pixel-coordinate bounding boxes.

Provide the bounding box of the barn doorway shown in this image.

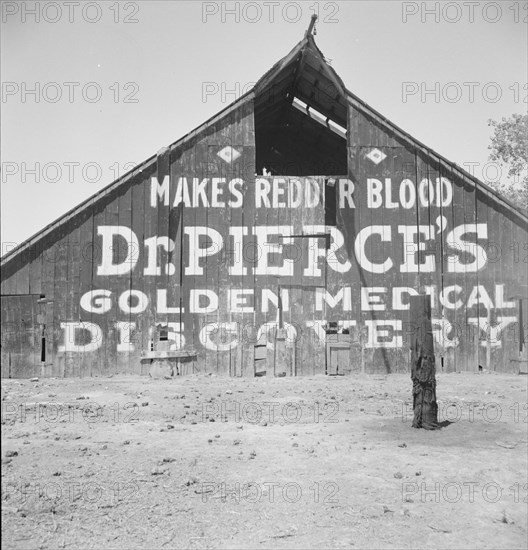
[324,322,351,376]
[1,294,48,378]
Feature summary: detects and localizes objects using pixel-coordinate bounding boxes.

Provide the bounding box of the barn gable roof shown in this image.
[2,32,527,269]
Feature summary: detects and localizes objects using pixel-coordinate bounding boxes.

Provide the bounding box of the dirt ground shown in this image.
[2,371,527,550]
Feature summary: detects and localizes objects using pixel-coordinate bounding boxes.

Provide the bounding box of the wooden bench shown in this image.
[140,350,197,378]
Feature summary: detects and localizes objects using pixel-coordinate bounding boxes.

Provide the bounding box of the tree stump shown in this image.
[409,295,439,430]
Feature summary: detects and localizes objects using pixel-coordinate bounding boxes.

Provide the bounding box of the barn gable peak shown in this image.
[252,27,349,176]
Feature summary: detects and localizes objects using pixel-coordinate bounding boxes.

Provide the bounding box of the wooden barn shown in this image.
[2,28,527,378]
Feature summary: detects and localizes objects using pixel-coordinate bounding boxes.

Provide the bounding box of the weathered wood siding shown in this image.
[1,95,527,377]
[344,100,528,374]
[1,99,258,376]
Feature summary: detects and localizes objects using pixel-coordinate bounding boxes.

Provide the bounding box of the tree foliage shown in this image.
[487,113,528,212]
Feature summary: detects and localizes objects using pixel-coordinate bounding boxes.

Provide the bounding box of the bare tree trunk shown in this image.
[409,295,439,430]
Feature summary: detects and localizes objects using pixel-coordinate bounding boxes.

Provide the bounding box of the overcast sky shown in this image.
[1,0,526,250]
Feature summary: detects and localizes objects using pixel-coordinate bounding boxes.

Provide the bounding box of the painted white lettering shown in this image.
[211,178,225,207]
[367,178,383,208]
[439,285,464,309]
[289,178,302,208]
[272,177,286,208]
[385,178,399,208]
[304,178,320,208]
[361,287,387,311]
[436,177,453,207]
[80,289,112,314]
[150,176,169,207]
[261,289,289,313]
[398,225,436,273]
[254,226,294,277]
[229,289,254,313]
[316,288,352,311]
[255,177,271,207]
[257,322,298,345]
[304,225,351,277]
[339,178,355,208]
[432,318,459,349]
[447,224,488,272]
[59,322,102,353]
[466,285,494,310]
[228,226,248,276]
[354,226,393,274]
[392,287,419,310]
[418,178,434,207]
[193,178,209,207]
[118,290,148,314]
[495,284,516,309]
[399,179,416,209]
[199,322,238,351]
[157,289,182,314]
[228,178,243,207]
[365,320,402,348]
[185,227,223,276]
[115,321,136,352]
[173,177,192,207]
[189,289,218,314]
[143,236,175,276]
[97,226,139,276]
[468,317,517,348]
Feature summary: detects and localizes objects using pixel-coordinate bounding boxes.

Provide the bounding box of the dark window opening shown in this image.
[323,321,350,335]
[41,336,46,362]
[324,322,338,334]
[254,55,348,177]
[325,178,337,226]
[255,101,348,176]
[159,328,169,342]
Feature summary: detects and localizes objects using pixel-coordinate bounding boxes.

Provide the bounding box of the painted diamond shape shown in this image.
[366,148,386,165]
[217,146,241,164]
